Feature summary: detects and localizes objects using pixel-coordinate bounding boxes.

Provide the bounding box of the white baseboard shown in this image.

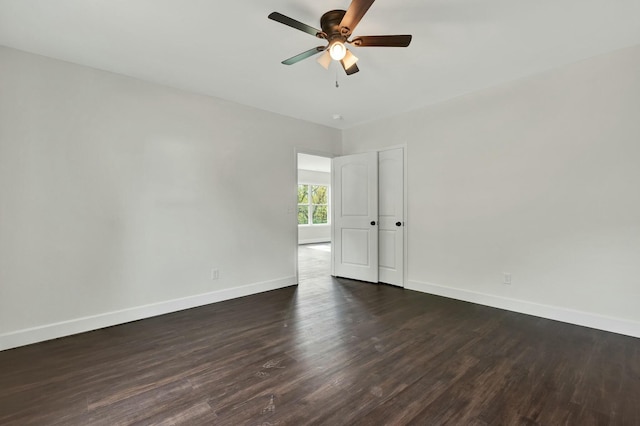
[407,280,640,339]
[0,276,297,352]
[298,238,331,245]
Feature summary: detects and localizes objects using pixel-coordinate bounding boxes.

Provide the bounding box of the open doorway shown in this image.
[297,152,332,283]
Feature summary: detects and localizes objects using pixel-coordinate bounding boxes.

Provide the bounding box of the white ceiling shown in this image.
[1,0,639,129]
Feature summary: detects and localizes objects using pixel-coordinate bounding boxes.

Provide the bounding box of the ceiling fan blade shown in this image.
[341,60,360,76]
[351,35,412,47]
[317,51,332,70]
[339,0,375,36]
[268,12,322,37]
[282,46,326,65]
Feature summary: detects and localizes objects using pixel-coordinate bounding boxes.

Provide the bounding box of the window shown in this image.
[298,184,329,225]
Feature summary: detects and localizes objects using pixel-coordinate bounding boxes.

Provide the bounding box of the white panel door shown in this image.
[378,148,404,286]
[332,152,378,282]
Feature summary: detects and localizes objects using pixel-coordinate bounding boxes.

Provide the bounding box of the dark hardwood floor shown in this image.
[1,243,639,425]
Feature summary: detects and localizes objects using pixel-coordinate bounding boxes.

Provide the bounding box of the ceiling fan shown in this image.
[268,0,412,76]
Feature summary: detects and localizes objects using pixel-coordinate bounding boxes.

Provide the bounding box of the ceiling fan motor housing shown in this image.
[320,10,348,43]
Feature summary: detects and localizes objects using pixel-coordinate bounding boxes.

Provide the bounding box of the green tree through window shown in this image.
[297,185,309,225]
[298,184,329,225]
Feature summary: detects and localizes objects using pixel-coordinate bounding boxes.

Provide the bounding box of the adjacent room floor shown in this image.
[298,242,331,282]
[0,243,638,425]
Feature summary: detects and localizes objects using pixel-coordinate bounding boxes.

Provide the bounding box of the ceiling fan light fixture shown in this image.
[329,41,347,61]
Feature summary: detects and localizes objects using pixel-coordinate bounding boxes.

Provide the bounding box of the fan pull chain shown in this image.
[335,71,339,88]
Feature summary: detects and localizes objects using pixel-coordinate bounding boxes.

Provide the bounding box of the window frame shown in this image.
[297,183,330,226]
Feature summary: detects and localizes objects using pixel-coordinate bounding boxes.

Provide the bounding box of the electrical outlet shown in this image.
[211,268,219,280]
[503,272,512,285]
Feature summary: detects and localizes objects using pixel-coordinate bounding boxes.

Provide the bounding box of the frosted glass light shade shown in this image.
[342,50,358,69]
[317,51,332,69]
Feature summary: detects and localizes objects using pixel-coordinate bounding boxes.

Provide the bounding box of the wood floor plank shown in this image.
[1,243,639,425]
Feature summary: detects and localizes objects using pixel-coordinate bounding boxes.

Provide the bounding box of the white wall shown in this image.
[0,46,341,350]
[343,45,640,337]
[297,169,331,244]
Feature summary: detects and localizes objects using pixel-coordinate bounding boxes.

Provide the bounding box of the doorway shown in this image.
[297,152,333,284]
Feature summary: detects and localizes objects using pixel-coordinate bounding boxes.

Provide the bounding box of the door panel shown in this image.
[341,229,370,266]
[333,152,378,283]
[378,148,404,286]
[378,230,396,268]
[341,163,369,216]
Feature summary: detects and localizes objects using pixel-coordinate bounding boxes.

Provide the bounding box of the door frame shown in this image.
[294,148,336,285]
[331,144,408,287]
